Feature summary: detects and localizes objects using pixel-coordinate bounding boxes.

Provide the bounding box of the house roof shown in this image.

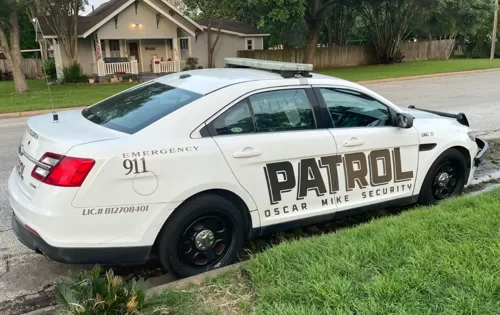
[37,1,267,38]
[196,19,269,36]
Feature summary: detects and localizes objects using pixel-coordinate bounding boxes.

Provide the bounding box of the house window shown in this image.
[179,38,189,60]
[109,40,120,57]
[100,40,106,57]
[246,38,254,50]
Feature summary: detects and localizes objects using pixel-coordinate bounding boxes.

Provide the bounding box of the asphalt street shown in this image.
[1,70,500,314]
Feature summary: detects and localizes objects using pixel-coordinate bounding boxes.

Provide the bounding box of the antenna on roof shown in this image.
[224,57,313,78]
[42,59,58,123]
[92,5,95,11]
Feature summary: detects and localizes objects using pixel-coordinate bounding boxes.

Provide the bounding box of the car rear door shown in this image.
[206,86,339,228]
[312,86,420,212]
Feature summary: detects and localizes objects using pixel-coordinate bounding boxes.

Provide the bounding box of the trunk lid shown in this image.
[16,109,126,198]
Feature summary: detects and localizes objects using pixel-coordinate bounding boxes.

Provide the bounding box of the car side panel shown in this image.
[411,120,478,194]
[68,135,259,248]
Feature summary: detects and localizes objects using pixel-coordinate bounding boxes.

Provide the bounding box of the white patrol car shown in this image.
[9,58,488,278]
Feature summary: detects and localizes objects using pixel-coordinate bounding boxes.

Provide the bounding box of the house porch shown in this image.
[94,37,191,76]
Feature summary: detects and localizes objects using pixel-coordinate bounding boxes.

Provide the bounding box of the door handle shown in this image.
[233,147,262,158]
[343,138,364,147]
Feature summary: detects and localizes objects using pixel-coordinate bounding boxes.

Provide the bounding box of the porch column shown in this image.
[97,60,106,76]
[173,38,180,72]
[131,59,138,74]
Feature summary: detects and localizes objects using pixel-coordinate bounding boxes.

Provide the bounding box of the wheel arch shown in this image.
[152,188,258,253]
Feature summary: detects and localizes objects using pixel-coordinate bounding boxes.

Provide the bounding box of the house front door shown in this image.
[128,42,139,69]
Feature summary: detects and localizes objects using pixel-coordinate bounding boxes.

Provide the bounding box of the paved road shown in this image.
[364,71,500,137]
[0,71,500,314]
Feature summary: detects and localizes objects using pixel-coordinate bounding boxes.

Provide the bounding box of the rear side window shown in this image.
[209,88,316,136]
[82,82,202,134]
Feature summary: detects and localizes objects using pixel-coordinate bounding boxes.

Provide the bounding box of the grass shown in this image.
[145,188,500,315]
[0,80,136,114]
[317,59,500,82]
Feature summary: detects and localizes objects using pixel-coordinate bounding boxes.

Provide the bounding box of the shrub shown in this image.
[43,59,57,80]
[54,265,149,315]
[185,57,199,70]
[62,63,88,83]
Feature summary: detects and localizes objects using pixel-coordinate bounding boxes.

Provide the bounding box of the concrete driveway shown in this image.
[1,70,500,315]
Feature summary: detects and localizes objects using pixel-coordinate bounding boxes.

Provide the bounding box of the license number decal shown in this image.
[82,205,149,216]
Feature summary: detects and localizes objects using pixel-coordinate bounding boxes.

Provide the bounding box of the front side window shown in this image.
[246,39,253,50]
[248,89,315,133]
[319,88,392,128]
[82,82,202,134]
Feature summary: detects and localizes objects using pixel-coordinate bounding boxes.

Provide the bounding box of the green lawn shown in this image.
[318,59,500,81]
[0,80,136,114]
[144,188,500,315]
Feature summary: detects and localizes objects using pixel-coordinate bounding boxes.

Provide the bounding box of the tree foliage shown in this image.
[184,0,236,68]
[34,0,88,64]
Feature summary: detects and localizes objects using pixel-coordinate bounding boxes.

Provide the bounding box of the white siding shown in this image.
[141,39,169,72]
[191,32,239,68]
[78,38,95,75]
[98,1,177,39]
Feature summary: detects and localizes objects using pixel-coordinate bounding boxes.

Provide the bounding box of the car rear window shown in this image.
[82,82,202,134]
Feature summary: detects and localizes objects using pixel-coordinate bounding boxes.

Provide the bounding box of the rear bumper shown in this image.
[11,214,151,265]
[474,138,489,167]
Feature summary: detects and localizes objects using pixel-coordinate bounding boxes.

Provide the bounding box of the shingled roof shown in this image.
[37,0,267,38]
[37,0,130,37]
[196,19,268,35]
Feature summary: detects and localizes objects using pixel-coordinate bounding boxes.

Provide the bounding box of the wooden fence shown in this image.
[237,39,456,69]
[0,58,44,79]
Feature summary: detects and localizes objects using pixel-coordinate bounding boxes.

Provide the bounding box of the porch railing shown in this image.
[153,59,181,73]
[97,59,138,76]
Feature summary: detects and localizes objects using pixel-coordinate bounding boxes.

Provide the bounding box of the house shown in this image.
[34,0,269,79]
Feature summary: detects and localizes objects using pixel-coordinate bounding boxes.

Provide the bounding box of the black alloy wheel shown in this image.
[178,214,234,269]
[432,161,460,200]
[418,148,467,205]
[157,194,246,278]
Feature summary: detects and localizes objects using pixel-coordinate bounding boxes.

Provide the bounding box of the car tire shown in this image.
[156,193,247,279]
[418,148,467,206]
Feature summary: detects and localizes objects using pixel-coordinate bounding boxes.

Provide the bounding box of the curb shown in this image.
[0,107,87,120]
[355,68,500,85]
[20,262,244,315]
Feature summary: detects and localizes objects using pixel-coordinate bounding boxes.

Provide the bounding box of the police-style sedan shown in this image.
[9,58,488,278]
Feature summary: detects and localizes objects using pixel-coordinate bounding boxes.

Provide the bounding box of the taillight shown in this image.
[31,152,95,187]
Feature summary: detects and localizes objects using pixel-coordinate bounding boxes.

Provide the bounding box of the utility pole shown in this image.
[491,0,499,61]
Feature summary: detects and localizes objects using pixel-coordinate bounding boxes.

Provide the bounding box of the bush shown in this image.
[62,63,89,83]
[185,57,199,70]
[54,265,149,315]
[43,59,57,80]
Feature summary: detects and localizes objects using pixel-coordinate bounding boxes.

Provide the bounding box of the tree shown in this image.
[235,0,306,49]
[302,0,338,64]
[34,0,87,64]
[321,0,361,47]
[0,0,30,94]
[361,0,431,64]
[184,0,236,68]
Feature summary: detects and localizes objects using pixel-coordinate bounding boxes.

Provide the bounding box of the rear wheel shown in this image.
[157,194,246,278]
[418,149,467,205]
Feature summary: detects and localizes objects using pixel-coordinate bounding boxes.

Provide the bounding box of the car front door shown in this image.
[313,86,420,212]
[206,87,339,228]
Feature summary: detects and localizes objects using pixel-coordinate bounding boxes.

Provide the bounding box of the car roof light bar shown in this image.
[224,57,313,78]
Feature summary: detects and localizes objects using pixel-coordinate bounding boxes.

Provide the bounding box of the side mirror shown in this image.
[396,113,414,129]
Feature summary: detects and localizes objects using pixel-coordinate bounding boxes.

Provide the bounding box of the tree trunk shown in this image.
[303,21,320,64]
[0,8,29,94]
[207,25,213,68]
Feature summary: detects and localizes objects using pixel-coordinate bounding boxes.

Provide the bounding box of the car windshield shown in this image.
[82,81,203,134]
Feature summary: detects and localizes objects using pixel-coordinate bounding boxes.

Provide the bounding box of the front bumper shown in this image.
[11,214,151,265]
[474,138,489,167]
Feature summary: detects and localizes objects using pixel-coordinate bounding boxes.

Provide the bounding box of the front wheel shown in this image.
[156,194,246,278]
[418,148,467,205]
